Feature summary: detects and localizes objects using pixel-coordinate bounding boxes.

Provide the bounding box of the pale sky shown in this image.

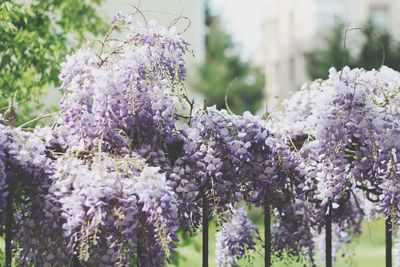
[210,0,269,59]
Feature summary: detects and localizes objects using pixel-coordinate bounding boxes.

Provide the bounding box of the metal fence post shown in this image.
[386,216,392,267]
[264,193,271,267]
[5,177,14,267]
[325,201,332,267]
[202,193,209,267]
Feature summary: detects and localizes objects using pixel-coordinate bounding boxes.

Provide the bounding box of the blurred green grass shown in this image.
[168,213,386,267]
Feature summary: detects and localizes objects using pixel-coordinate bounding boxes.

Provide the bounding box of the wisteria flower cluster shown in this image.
[0,125,58,266]
[168,106,306,233]
[3,12,400,267]
[271,200,315,264]
[215,207,258,267]
[0,17,188,266]
[0,15,312,265]
[274,66,400,263]
[56,18,188,155]
[0,125,10,231]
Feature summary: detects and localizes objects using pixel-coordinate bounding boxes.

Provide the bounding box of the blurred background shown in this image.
[4,0,400,117]
[1,0,399,266]
[101,0,400,112]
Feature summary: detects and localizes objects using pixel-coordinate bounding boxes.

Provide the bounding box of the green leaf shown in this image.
[0,0,107,124]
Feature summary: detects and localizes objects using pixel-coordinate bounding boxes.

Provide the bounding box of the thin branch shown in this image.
[18,112,59,129]
[224,78,238,115]
[340,25,386,80]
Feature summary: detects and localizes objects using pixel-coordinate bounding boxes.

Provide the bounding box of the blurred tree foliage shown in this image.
[191,4,265,114]
[307,21,400,80]
[0,0,106,123]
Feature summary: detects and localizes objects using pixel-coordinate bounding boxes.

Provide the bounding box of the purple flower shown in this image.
[215,207,258,267]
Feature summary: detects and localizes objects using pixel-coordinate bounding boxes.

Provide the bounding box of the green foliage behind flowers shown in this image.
[306,20,400,80]
[0,1,16,32]
[0,0,106,123]
[191,5,265,115]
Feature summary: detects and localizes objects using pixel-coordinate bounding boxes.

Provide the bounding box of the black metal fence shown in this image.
[3,193,394,267]
[200,196,393,267]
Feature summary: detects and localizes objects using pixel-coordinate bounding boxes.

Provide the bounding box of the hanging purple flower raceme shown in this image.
[167,105,313,266]
[16,16,187,265]
[307,68,377,208]
[56,48,99,151]
[369,68,400,220]
[375,109,400,221]
[168,107,244,228]
[133,166,180,266]
[170,107,271,228]
[277,68,376,209]
[169,106,307,234]
[47,155,142,265]
[275,66,400,262]
[56,18,189,157]
[0,125,63,266]
[313,197,363,265]
[215,207,258,267]
[237,112,316,263]
[0,124,11,233]
[45,152,179,266]
[272,200,315,265]
[378,147,400,220]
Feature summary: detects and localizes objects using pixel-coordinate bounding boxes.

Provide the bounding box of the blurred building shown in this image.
[263,0,400,108]
[101,0,205,65]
